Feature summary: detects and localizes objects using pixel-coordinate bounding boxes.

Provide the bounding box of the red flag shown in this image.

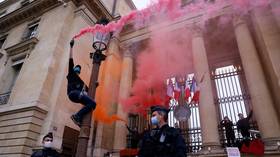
[190,78,200,104]
[174,81,181,101]
[185,80,191,100]
[241,139,264,156]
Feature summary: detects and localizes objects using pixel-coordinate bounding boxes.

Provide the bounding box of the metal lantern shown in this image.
[92,18,111,52]
[92,32,111,52]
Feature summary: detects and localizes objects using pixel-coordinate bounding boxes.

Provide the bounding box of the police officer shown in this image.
[138,106,187,157]
[31,132,60,157]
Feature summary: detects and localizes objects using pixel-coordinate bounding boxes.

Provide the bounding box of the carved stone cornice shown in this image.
[233,16,247,29]
[5,37,39,57]
[82,0,113,20]
[0,0,18,10]
[191,23,204,38]
[0,0,61,32]
[120,42,134,58]
[73,0,113,20]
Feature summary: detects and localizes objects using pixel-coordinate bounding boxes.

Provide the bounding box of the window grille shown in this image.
[22,20,40,41]
[212,65,258,147]
[0,92,11,105]
[168,75,202,153]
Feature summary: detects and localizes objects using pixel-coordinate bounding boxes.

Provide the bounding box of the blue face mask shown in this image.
[151,116,159,126]
[73,67,81,74]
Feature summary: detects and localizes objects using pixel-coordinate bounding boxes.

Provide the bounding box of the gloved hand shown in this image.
[70,39,74,48]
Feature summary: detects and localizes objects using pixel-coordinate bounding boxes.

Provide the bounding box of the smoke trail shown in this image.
[75,0,274,117]
[73,0,269,39]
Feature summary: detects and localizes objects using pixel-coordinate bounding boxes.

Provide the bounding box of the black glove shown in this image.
[70,39,74,48]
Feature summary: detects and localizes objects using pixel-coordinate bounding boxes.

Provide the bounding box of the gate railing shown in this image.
[218,122,259,147]
[212,65,259,148]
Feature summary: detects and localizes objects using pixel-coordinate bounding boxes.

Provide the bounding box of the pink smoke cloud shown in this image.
[73,0,274,116]
[121,28,193,114]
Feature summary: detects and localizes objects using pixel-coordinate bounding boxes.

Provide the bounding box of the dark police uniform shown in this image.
[31,148,59,157]
[138,124,187,157]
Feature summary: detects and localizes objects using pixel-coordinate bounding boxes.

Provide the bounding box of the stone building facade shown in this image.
[0,0,280,157]
[0,0,134,156]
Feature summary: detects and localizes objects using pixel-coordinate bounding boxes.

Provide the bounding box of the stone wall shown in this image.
[0,107,47,157]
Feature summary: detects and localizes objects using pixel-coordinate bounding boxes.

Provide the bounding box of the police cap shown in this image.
[43,132,53,140]
[151,105,170,114]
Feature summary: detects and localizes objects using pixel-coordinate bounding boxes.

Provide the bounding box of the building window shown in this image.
[0,35,7,49]
[0,9,7,18]
[0,61,23,105]
[1,35,39,105]
[22,21,39,40]
[213,65,249,123]
[212,65,258,147]
[21,0,30,7]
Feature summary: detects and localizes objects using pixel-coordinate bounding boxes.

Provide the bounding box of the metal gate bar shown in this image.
[212,65,258,147]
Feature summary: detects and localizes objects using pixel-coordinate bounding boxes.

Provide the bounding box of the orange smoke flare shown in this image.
[92,105,127,124]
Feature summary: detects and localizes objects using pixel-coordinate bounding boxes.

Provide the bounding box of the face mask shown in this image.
[73,67,81,74]
[43,141,53,148]
[151,116,159,126]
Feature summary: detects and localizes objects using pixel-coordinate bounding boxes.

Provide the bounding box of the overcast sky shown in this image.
[132,0,151,9]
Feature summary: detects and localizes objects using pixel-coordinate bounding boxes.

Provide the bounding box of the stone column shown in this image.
[93,35,122,157]
[113,44,134,150]
[233,16,280,148]
[251,6,280,117]
[191,26,220,151]
[269,0,280,28]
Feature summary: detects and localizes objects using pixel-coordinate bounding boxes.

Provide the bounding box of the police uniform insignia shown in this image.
[160,133,166,143]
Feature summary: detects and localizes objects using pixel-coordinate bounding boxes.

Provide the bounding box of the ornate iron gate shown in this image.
[212,65,258,147]
[168,75,202,153]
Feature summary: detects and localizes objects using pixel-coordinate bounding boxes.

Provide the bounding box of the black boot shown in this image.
[71,114,81,127]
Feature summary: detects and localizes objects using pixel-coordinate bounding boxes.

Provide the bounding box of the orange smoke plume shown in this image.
[93,104,127,124]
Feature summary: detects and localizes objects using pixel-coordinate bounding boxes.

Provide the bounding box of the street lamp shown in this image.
[75,18,111,157]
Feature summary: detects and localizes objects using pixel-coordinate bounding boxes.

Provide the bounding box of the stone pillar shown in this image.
[233,16,280,148]
[269,0,280,28]
[93,35,122,157]
[113,45,134,150]
[251,6,280,117]
[191,26,220,151]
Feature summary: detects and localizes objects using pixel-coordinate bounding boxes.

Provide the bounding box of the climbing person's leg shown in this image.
[75,93,97,122]
[68,90,83,126]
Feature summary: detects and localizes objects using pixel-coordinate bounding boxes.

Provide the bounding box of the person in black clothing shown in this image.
[67,39,96,126]
[126,125,140,148]
[237,110,253,139]
[220,116,235,147]
[31,132,60,157]
[138,106,187,157]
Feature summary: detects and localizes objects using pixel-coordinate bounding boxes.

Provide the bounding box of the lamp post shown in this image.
[75,18,111,157]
